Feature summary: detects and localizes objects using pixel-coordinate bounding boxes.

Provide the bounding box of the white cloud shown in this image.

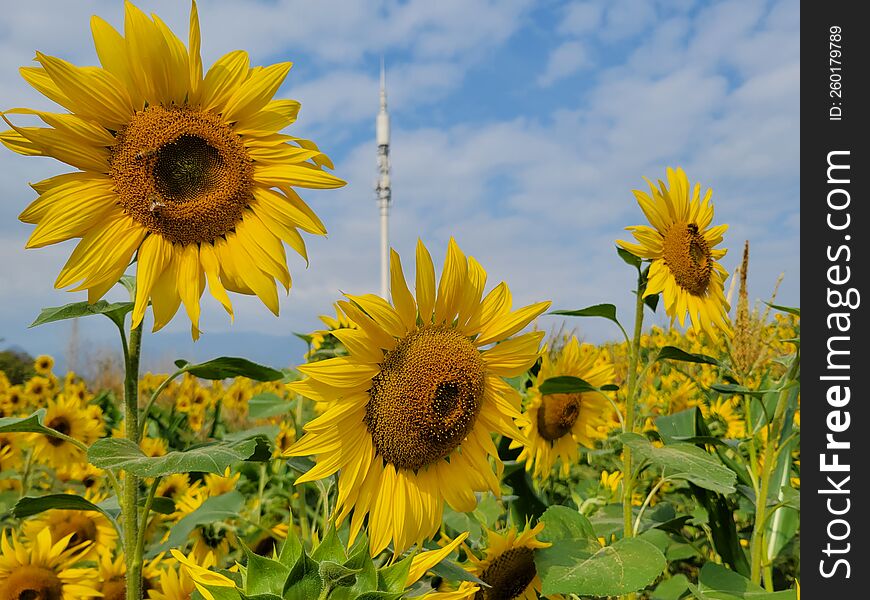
[538,41,592,86]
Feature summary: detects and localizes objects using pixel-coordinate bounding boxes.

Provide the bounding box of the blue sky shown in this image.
[0,0,799,374]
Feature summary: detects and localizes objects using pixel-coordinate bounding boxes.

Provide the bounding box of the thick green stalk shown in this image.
[622,275,646,600]
[124,323,143,600]
[749,353,800,587]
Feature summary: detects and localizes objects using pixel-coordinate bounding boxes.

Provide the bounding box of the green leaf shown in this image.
[88,437,260,477]
[550,303,619,325]
[655,408,699,443]
[617,246,642,269]
[149,496,176,515]
[710,384,777,398]
[538,376,618,396]
[244,546,291,595]
[651,574,690,600]
[30,300,133,329]
[329,539,379,600]
[377,555,413,593]
[182,357,284,381]
[764,303,800,317]
[249,393,294,420]
[196,585,242,600]
[12,493,115,522]
[537,537,666,596]
[283,550,322,600]
[319,561,359,589]
[695,563,797,599]
[644,293,660,313]
[620,433,737,494]
[311,523,347,563]
[0,410,50,434]
[656,346,719,366]
[539,505,596,542]
[151,492,245,555]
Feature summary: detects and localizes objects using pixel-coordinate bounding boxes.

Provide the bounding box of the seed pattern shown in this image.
[365,326,485,471]
[1,566,64,600]
[110,105,253,245]
[474,547,537,600]
[661,222,712,296]
[536,392,582,441]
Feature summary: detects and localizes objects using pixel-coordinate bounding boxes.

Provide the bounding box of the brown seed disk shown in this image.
[46,416,71,447]
[365,325,486,471]
[474,546,537,600]
[109,105,253,245]
[52,513,98,548]
[536,392,582,441]
[661,222,713,296]
[0,565,64,600]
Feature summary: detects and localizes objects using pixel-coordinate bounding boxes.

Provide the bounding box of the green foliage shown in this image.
[0,347,35,384]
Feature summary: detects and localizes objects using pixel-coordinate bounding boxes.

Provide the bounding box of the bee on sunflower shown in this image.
[618,167,730,335]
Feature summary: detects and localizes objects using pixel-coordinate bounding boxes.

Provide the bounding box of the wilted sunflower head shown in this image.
[1,1,345,339]
[617,167,730,336]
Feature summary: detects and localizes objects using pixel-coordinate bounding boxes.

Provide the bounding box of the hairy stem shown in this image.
[123,323,143,600]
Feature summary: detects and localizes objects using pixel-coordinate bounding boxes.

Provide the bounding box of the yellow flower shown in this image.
[30,395,104,465]
[141,436,168,457]
[33,354,55,375]
[618,167,730,335]
[147,562,196,600]
[513,337,615,480]
[600,470,623,496]
[1,1,344,339]
[0,528,100,599]
[170,549,235,600]
[203,467,240,496]
[22,506,118,561]
[286,238,549,555]
[450,523,554,600]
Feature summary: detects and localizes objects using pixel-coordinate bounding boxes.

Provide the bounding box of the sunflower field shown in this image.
[0,3,799,600]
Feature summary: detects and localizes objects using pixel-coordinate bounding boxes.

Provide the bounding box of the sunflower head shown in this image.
[513,337,615,480]
[466,522,552,600]
[617,167,731,335]
[34,355,55,375]
[1,1,345,339]
[286,238,550,555]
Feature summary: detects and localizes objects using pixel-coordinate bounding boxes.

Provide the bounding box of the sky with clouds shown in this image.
[0,0,799,373]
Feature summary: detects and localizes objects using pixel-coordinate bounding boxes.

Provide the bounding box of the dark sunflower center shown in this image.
[365,326,486,471]
[46,417,71,447]
[537,393,582,441]
[153,135,223,203]
[56,514,98,548]
[101,578,125,600]
[2,566,63,600]
[110,105,253,245]
[661,222,712,296]
[475,547,537,600]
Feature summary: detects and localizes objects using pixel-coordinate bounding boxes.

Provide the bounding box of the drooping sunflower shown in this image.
[30,395,104,465]
[617,167,730,335]
[0,528,100,600]
[0,1,344,339]
[286,239,550,556]
[512,337,615,480]
[22,505,118,561]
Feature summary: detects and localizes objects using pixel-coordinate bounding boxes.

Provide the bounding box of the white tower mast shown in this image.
[376,58,391,299]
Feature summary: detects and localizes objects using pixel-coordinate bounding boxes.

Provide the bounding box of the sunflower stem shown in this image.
[123,321,143,600]
[749,351,799,587]
[621,273,646,600]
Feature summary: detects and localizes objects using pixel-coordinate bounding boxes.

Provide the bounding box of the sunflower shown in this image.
[0,1,344,339]
[170,549,235,600]
[22,505,118,561]
[147,563,196,600]
[0,528,100,600]
[432,523,554,600]
[286,238,549,556]
[30,395,104,465]
[512,337,615,480]
[95,552,162,600]
[34,354,55,376]
[617,167,730,335]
